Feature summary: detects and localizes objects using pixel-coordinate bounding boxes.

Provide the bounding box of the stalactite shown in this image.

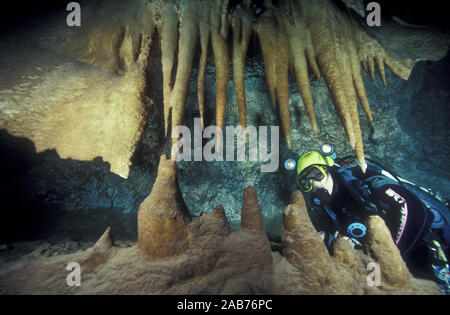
[308,0,356,150]
[368,55,376,81]
[210,0,231,149]
[197,3,211,130]
[0,0,428,180]
[336,10,363,162]
[376,55,387,86]
[169,1,199,143]
[256,12,277,110]
[361,58,368,73]
[354,28,415,81]
[257,5,291,148]
[305,34,321,82]
[160,0,200,146]
[231,5,252,140]
[339,8,367,172]
[383,55,415,81]
[350,45,373,121]
[274,14,291,149]
[285,0,318,133]
[154,0,416,170]
[160,1,179,137]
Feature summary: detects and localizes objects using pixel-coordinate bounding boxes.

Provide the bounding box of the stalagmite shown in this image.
[331,238,356,266]
[137,155,192,259]
[282,190,337,288]
[241,187,266,234]
[366,216,413,288]
[94,226,113,249]
[0,158,443,294]
[209,205,232,236]
[211,0,231,149]
[75,226,114,273]
[231,5,252,140]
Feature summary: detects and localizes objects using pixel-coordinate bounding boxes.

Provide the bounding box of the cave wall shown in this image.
[2,50,448,243]
[0,154,443,295]
[175,51,450,236]
[0,0,449,243]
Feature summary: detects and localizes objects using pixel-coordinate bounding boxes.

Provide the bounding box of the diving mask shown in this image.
[297,165,328,192]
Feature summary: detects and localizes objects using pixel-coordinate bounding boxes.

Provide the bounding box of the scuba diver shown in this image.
[293,144,450,294]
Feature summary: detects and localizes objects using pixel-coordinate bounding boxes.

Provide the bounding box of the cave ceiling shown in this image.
[0,0,448,177]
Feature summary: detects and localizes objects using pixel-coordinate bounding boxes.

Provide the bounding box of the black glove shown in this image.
[353,179,372,200]
[312,188,332,206]
[363,200,378,214]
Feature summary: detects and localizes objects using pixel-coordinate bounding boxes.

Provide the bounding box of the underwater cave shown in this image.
[0,0,449,295]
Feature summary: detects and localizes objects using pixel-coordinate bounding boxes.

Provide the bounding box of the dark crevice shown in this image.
[0,35,171,243]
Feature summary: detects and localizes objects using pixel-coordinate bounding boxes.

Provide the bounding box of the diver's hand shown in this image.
[363,201,378,214]
[311,188,331,206]
[353,179,372,200]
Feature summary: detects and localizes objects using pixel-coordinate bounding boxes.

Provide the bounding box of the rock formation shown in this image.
[366,216,412,289]
[137,155,192,259]
[274,189,429,294]
[0,155,442,294]
[0,0,156,178]
[1,0,448,177]
[280,190,339,293]
[0,0,448,295]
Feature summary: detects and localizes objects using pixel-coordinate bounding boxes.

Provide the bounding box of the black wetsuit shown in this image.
[313,163,431,257]
[310,161,449,293]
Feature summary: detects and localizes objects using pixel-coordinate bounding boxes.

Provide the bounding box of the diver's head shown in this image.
[296,150,334,193]
[312,170,334,195]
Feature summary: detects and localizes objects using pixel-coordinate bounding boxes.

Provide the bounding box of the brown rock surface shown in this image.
[137,155,192,259]
[366,215,413,289]
[0,155,273,294]
[280,190,338,292]
[1,0,447,179]
[0,35,152,178]
[274,190,441,295]
[0,156,442,295]
[332,238,357,267]
[241,187,266,234]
